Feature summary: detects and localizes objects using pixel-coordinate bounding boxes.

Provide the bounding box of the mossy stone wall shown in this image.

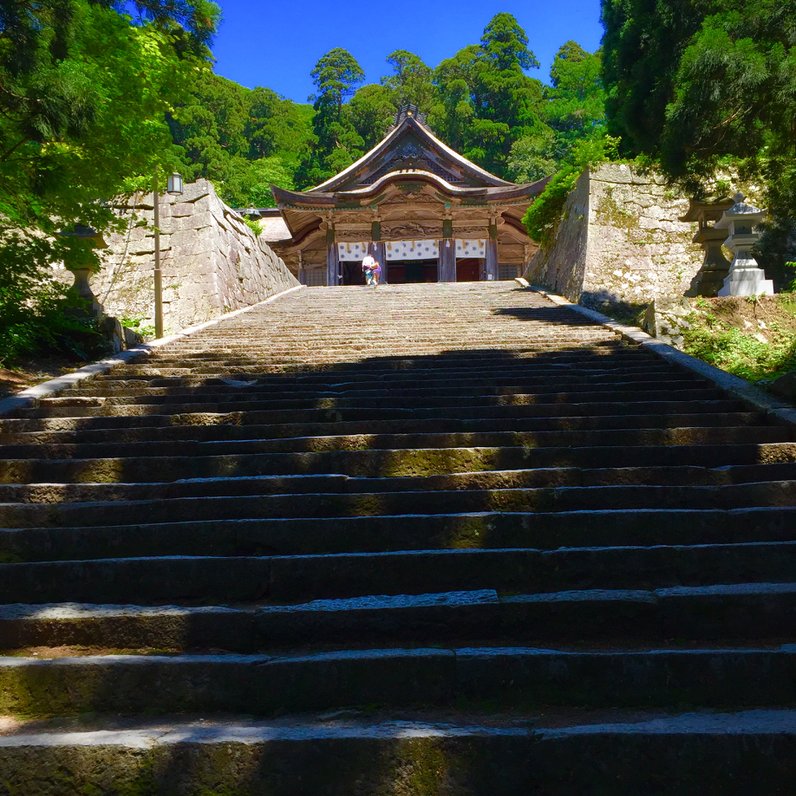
[527,164,702,312]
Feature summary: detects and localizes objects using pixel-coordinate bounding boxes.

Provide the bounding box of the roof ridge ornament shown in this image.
[394,104,425,127]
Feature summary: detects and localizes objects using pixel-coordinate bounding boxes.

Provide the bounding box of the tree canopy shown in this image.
[0,0,220,364]
[601,0,795,270]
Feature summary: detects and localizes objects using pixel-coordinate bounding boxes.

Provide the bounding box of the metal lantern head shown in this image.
[166,172,184,196]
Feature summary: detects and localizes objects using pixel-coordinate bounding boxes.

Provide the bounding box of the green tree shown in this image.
[601,0,796,283]
[168,73,314,205]
[427,45,480,153]
[221,156,296,208]
[0,0,218,365]
[245,88,314,165]
[168,71,249,183]
[348,84,396,151]
[545,41,606,161]
[295,48,365,188]
[601,0,704,156]
[506,125,558,183]
[382,50,435,114]
[428,14,550,177]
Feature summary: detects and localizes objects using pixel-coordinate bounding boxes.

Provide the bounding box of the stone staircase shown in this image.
[0,282,794,794]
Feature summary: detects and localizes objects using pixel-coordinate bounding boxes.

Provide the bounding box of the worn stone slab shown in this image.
[0,711,793,795]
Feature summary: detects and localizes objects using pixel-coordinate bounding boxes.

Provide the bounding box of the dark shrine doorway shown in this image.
[456,258,482,281]
[341,261,366,285]
[388,259,438,284]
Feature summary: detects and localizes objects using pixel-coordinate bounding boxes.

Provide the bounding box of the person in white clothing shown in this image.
[361,254,375,285]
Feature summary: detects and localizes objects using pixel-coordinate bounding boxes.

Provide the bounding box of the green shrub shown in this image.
[683,322,796,383]
[0,282,110,368]
[523,135,621,246]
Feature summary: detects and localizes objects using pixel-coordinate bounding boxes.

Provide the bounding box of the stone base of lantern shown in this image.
[718,263,774,296]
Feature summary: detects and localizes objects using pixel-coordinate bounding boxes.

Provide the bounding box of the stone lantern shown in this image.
[58,224,108,319]
[715,193,773,296]
[680,197,733,296]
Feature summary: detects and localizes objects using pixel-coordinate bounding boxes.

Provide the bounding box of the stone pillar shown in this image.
[484,222,499,281]
[326,227,339,286]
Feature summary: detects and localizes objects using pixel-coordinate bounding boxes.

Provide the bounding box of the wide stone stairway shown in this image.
[0,282,794,794]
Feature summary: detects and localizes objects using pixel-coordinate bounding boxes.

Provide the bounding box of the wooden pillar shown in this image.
[298,252,307,286]
[326,227,339,286]
[438,238,456,282]
[485,221,499,281]
[373,242,386,282]
[439,218,455,282]
[371,221,386,283]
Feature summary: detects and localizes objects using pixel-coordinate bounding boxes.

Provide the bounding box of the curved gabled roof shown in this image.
[304,111,515,194]
[272,171,548,208]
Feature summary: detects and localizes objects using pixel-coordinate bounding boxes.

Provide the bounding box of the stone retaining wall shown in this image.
[526,164,703,310]
[92,179,298,335]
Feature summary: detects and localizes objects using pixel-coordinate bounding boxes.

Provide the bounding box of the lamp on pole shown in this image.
[152,172,184,338]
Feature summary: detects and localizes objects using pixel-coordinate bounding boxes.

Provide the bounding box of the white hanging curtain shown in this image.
[385,239,439,261]
[337,242,369,261]
[455,239,486,258]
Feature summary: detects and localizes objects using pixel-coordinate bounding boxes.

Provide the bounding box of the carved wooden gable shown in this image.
[350,130,474,189]
[310,114,512,195]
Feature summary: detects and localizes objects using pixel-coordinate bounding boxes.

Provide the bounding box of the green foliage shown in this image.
[382,50,435,114]
[221,156,296,208]
[425,13,553,178]
[683,319,796,383]
[120,316,156,340]
[480,12,540,71]
[601,0,796,280]
[783,262,796,293]
[0,278,110,368]
[168,72,313,204]
[0,0,217,230]
[506,127,557,184]
[349,84,396,150]
[523,135,621,244]
[545,42,606,161]
[243,217,263,236]
[0,0,218,365]
[295,48,365,188]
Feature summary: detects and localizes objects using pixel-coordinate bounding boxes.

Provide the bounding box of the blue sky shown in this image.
[210,0,605,103]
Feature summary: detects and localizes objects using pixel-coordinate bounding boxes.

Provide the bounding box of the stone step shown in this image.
[1,507,793,563]
[0,398,749,435]
[2,482,794,528]
[97,350,657,375]
[92,349,648,375]
[0,583,792,651]
[0,646,792,718]
[1,279,792,791]
[4,463,794,504]
[0,709,792,794]
[0,412,769,448]
[15,385,733,418]
[51,367,712,398]
[78,363,681,392]
[1,542,793,605]
[3,442,794,484]
[4,411,776,458]
[69,373,703,401]
[1,425,789,462]
[88,357,675,385]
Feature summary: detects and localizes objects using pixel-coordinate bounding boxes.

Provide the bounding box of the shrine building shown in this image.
[255,107,548,286]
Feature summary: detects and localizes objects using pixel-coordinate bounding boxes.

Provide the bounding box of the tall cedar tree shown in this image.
[601,0,795,281]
